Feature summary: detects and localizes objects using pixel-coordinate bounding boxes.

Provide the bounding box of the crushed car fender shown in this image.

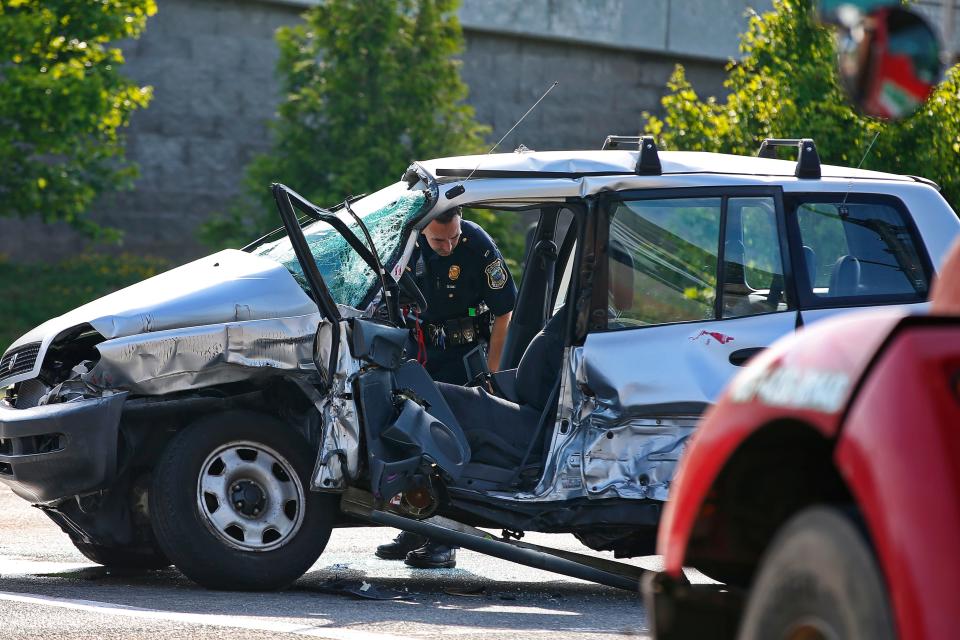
[83,313,323,396]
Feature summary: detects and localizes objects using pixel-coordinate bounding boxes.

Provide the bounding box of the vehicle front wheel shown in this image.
[737,505,894,640]
[150,411,337,590]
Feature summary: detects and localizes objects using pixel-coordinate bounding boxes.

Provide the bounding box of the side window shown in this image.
[795,198,929,302]
[608,197,721,326]
[722,197,787,318]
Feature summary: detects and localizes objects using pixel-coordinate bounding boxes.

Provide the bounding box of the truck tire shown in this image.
[736,505,894,640]
[73,541,170,570]
[149,411,337,590]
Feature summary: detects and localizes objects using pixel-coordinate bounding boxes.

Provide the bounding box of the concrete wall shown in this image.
[0,0,767,264]
[459,31,726,153]
[459,0,772,61]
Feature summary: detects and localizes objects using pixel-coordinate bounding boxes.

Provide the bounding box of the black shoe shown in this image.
[404,542,457,569]
[375,531,428,560]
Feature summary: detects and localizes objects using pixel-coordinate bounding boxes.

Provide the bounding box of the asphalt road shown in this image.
[0,486,687,639]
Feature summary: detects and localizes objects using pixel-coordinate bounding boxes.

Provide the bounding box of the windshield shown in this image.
[252,182,429,309]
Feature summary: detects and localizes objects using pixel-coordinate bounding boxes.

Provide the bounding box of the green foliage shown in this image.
[0,253,168,350]
[0,0,155,238]
[644,0,960,212]
[462,208,526,274]
[201,0,490,249]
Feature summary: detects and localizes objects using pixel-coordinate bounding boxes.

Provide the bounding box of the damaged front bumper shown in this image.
[0,392,127,503]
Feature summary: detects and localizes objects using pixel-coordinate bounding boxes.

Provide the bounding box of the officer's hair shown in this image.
[433,207,462,224]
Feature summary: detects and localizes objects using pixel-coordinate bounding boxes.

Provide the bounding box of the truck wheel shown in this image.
[150,411,337,590]
[737,505,894,640]
[73,541,170,570]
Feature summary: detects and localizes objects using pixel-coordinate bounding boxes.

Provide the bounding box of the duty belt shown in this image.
[426,316,482,349]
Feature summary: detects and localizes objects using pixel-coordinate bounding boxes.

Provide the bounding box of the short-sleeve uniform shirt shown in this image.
[413,219,517,323]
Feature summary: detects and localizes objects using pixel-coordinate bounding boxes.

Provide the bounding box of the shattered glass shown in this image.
[254,189,427,309]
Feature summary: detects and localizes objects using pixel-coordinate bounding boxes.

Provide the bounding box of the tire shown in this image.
[737,505,895,640]
[149,411,338,590]
[73,541,170,570]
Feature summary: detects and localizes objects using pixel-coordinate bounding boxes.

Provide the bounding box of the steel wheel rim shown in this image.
[196,440,306,552]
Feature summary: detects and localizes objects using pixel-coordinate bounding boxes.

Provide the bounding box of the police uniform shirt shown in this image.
[413,219,517,322]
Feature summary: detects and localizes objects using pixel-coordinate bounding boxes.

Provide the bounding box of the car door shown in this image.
[571,188,799,500]
[579,188,799,409]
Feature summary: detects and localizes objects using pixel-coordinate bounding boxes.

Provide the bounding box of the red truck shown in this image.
[645,241,960,640]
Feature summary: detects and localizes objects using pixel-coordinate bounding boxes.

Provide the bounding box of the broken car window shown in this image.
[253,185,428,309]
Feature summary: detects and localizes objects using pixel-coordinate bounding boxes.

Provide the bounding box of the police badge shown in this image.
[448,264,461,281]
[484,259,508,290]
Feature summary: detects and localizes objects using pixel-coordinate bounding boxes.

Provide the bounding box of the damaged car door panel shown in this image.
[1,139,957,590]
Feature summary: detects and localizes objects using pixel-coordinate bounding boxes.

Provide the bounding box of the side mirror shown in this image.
[823,3,943,120]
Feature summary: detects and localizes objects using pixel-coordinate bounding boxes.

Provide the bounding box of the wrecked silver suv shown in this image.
[2,137,958,590]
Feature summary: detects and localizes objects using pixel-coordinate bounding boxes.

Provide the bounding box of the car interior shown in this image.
[373,203,581,492]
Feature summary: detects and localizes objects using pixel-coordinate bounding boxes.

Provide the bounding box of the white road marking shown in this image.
[0,591,417,640]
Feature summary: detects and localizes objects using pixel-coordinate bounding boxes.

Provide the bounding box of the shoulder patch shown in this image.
[485,259,508,290]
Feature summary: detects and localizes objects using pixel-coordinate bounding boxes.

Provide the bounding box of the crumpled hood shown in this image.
[4,250,317,386]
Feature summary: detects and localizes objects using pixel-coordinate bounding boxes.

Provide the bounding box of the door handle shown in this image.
[729,347,764,367]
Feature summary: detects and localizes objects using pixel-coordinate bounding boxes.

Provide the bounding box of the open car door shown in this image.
[269,183,473,506]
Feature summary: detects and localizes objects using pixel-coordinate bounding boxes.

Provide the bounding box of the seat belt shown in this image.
[508,378,562,488]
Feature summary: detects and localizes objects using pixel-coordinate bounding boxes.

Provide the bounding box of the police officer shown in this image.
[375,206,517,568]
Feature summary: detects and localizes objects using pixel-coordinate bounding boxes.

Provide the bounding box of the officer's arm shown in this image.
[487,311,512,372]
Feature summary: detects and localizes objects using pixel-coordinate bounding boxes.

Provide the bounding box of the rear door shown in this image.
[577,187,798,413]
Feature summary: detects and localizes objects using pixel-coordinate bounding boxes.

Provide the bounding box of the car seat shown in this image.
[723,240,752,316]
[829,255,861,296]
[439,306,568,475]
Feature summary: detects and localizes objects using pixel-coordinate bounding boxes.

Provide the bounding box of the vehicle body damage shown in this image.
[2,138,958,589]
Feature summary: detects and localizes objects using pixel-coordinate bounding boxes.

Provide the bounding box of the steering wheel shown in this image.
[398,271,428,312]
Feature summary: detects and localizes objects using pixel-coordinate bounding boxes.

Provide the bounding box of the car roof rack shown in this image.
[757,138,821,179]
[908,175,941,191]
[601,135,662,176]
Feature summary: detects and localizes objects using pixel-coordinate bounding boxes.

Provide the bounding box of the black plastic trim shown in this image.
[635,136,663,176]
[0,393,128,502]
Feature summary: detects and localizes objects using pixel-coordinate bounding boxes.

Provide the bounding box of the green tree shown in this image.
[0,0,155,238]
[202,0,491,249]
[644,0,960,212]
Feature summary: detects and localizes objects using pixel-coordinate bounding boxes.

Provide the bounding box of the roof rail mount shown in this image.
[602,135,641,150]
[757,138,821,179]
[601,135,662,176]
